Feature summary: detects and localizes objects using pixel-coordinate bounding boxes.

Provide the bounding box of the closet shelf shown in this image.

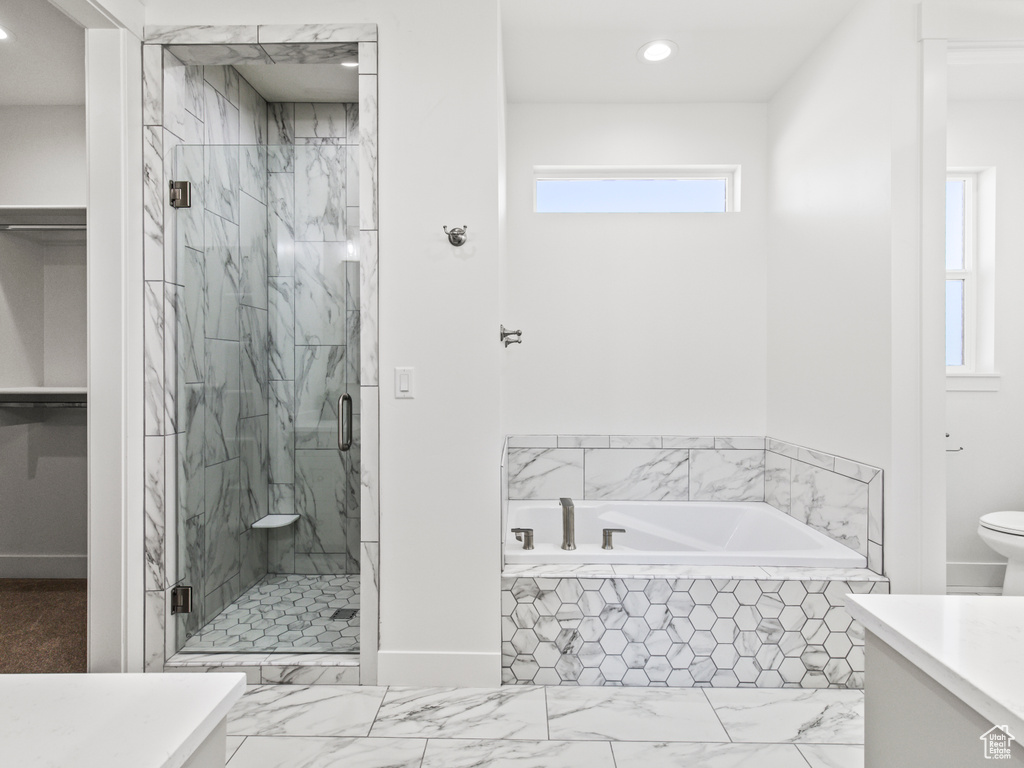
[0,387,88,408]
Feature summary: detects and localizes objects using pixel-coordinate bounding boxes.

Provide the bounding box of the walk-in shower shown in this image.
[170,80,362,654]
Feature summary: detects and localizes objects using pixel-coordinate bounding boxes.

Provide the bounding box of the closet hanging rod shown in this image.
[0,224,87,231]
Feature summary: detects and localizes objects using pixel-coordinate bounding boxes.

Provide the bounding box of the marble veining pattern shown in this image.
[371,687,548,740]
[502,573,887,689]
[221,684,864,766]
[508,448,584,500]
[688,449,765,502]
[584,448,689,501]
[182,574,360,654]
[790,461,868,557]
[704,688,864,744]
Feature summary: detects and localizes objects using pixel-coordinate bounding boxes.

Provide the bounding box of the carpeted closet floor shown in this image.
[0,579,87,673]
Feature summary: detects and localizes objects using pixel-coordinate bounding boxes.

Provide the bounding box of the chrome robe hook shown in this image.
[443,225,468,246]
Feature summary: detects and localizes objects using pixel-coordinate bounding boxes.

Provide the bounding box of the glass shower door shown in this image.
[172,139,360,654]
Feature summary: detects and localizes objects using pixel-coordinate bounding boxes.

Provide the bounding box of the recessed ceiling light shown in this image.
[0,26,11,41]
[638,40,677,63]
[340,60,358,68]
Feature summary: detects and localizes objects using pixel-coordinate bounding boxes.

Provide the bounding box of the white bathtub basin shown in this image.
[506,500,866,568]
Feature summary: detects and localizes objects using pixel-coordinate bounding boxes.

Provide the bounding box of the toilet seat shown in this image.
[979,511,1024,537]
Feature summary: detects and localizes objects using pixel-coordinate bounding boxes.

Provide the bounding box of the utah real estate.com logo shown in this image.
[981,725,1015,760]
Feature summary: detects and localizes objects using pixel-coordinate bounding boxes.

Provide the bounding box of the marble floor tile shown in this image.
[798,743,865,768]
[420,739,615,768]
[227,736,425,768]
[226,736,246,762]
[704,689,864,744]
[612,742,810,768]
[370,687,548,740]
[546,687,728,742]
[228,684,386,736]
[181,574,360,654]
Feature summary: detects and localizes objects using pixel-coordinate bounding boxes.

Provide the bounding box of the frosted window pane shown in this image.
[536,178,728,213]
[946,279,964,366]
[946,179,965,270]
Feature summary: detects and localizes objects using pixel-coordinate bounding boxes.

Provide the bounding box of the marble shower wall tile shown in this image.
[144,281,165,436]
[178,383,205,520]
[204,457,241,592]
[143,44,163,126]
[147,25,259,45]
[257,23,378,44]
[268,173,295,275]
[240,527,268,591]
[295,450,347,553]
[268,523,295,573]
[204,211,240,340]
[295,144,347,241]
[294,553,350,574]
[204,338,239,465]
[790,461,868,557]
[359,74,378,230]
[295,103,348,139]
[689,450,765,502]
[359,541,379,685]
[205,145,240,223]
[144,126,164,281]
[239,415,269,526]
[179,248,205,383]
[204,65,239,107]
[268,277,295,380]
[360,386,379,543]
[163,49,203,141]
[144,589,166,672]
[583,449,689,501]
[765,451,792,514]
[239,193,269,310]
[269,380,295,484]
[295,241,347,345]
[168,140,204,285]
[358,42,377,75]
[168,44,273,67]
[507,448,584,500]
[163,284,179,434]
[261,43,358,65]
[239,306,268,418]
[359,230,378,385]
[295,346,345,449]
[145,435,166,591]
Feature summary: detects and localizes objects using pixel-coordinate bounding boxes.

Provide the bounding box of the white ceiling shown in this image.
[501,0,859,103]
[234,63,359,103]
[948,47,1024,102]
[0,0,84,106]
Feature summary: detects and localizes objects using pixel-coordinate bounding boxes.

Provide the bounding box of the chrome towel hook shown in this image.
[443,225,468,246]
[500,325,522,347]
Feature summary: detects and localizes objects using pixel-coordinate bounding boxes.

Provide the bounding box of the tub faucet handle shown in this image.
[602,528,626,550]
[511,528,534,550]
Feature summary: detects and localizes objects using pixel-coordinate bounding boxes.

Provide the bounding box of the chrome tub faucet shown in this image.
[559,497,576,551]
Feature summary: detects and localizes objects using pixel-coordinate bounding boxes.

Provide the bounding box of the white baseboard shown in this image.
[0,554,87,579]
[947,561,1005,590]
[377,650,501,687]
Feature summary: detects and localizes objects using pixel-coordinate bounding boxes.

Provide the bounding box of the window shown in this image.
[945,175,974,370]
[945,169,998,390]
[534,166,739,213]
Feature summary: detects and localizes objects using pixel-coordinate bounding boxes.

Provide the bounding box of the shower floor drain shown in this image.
[330,608,358,621]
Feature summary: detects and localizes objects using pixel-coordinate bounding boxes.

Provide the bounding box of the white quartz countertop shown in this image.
[847,594,1024,737]
[0,672,245,768]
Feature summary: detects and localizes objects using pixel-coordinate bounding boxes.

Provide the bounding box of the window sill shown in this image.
[946,373,1000,392]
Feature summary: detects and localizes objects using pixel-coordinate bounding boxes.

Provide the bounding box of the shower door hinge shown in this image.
[170,585,193,614]
[169,180,191,209]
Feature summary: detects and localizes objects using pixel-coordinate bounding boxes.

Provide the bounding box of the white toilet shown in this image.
[978,511,1024,596]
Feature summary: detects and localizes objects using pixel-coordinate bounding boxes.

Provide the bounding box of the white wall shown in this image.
[502,103,768,436]
[0,107,86,207]
[946,100,1024,588]
[144,0,504,684]
[766,0,892,472]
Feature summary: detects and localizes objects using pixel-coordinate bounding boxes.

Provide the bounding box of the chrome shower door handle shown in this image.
[339,393,353,451]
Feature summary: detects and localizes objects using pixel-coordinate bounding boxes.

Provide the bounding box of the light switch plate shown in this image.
[395,367,414,399]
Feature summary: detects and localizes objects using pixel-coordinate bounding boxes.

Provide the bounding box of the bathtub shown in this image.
[505,500,865,568]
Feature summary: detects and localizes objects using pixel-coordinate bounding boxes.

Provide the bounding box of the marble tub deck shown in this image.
[224,683,864,767]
